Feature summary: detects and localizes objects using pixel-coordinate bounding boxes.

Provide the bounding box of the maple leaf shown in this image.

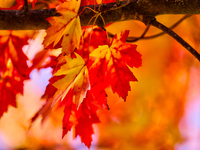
[0,31,31,76]
[0,31,31,117]
[60,71,108,148]
[74,92,100,148]
[90,30,142,100]
[0,69,25,117]
[62,87,107,148]
[52,53,90,108]
[43,0,82,55]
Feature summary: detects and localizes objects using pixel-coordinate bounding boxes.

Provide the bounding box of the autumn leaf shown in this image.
[74,91,100,148]
[90,30,142,100]
[0,31,31,117]
[43,0,82,55]
[51,53,90,108]
[62,87,107,148]
[0,74,22,117]
[0,31,31,76]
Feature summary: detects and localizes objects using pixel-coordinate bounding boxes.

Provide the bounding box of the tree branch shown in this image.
[0,9,60,30]
[0,0,200,61]
[149,18,200,62]
[0,0,200,30]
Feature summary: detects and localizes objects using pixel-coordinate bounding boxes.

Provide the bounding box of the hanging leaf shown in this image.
[0,31,31,117]
[90,30,142,100]
[43,0,82,55]
[52,53,90,108]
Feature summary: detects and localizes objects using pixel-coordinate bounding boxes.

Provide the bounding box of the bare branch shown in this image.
[107,15,191,43]
[121,14,192,42]
[141,15,192,40]
[0,0,200,30]
[149,18,200,62]
[0,9,60,30]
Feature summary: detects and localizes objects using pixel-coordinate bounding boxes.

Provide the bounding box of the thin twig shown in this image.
[127,25,150,42]
[108,15,192,42]
[141,15,192,40]
[149,18,200,62]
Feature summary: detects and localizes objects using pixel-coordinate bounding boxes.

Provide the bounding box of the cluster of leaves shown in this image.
[0,31,32,117]
[0,0,142,148]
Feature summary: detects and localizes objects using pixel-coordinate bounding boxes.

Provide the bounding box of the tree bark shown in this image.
[0,0,200,30]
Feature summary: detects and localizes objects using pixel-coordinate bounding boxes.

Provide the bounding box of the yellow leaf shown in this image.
[53,53,90,108]
[44,0,82,55]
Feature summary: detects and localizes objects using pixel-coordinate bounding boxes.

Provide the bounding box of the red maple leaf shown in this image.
[74,91,100,148]
[90,30,142,100]
[62,85,107,148]
[0,31,31,117]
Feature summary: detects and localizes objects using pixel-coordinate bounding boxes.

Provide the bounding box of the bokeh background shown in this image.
[0,1,200,150]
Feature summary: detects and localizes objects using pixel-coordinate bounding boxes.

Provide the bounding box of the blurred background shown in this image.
[0,1,200,150]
